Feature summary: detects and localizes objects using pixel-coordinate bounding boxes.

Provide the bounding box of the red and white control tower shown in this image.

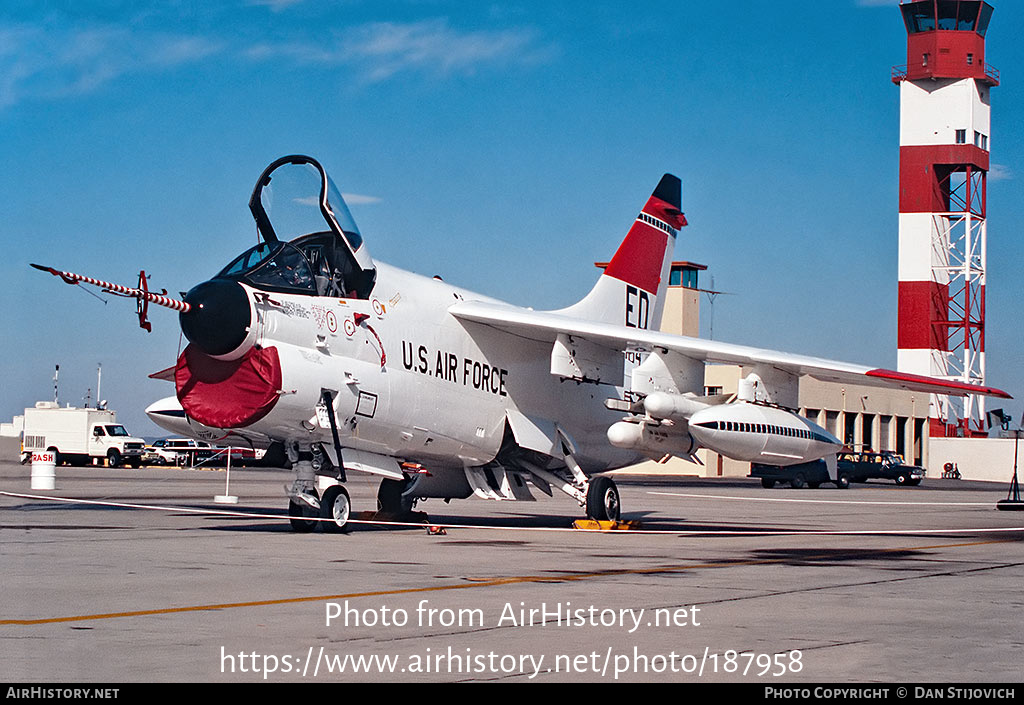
[893,1,997,437]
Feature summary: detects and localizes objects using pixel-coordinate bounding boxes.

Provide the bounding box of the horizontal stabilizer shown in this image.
[148,366,176,382]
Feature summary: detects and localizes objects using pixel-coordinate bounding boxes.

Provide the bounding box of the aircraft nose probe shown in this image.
[30,263,191,332]
[31,264,253,359]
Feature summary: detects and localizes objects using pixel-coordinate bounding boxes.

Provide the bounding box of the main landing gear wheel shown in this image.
[586,476,621,522]
[320,485,351,534]
[288,489,319,533]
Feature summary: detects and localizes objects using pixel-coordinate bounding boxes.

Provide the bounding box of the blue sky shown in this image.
[2,0,1023,437]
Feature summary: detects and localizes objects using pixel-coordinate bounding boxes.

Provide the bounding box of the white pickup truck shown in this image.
[21,402,147,468]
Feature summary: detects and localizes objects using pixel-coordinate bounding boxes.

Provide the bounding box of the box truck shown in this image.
[21,402,146,467]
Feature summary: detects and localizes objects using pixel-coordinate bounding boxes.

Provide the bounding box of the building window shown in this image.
[704,386,723,396]
[669,266,699,289]
[922,53,929,67]
[955,129,966,144]
[936,1,958,31]
[967,53,974,66]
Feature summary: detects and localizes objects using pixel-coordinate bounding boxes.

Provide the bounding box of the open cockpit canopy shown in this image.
[217,155,376,298]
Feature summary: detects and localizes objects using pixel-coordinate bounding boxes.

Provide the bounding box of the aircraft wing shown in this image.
[449,301,1012,399]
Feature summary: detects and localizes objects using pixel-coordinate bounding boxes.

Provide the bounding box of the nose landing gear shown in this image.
[288,489,320,533]
[319,484,351,533]
[285,440,351,533]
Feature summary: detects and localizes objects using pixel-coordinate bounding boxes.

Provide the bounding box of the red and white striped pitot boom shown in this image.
[31,264,191,331]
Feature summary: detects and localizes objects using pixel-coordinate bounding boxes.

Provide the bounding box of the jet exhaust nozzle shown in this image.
[179,278,255,360]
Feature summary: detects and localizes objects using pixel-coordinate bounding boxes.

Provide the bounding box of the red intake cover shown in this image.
[175,344,282,428]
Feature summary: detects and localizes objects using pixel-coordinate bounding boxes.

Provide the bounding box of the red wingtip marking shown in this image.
[866,369,1013,399]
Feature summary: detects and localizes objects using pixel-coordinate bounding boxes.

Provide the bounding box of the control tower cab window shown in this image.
[902,2,936,33]
[901,1,992,36]
[977,4,993,36]
[936,1,959,30]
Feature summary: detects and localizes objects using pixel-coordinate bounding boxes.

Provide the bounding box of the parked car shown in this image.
[210,446,266,466]
[144,438,214,466]
[836,451,925,486]
[752,451,925,489]
[750,459,845,489]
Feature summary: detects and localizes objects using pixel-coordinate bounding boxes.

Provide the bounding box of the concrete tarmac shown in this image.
[1,460,1022,683]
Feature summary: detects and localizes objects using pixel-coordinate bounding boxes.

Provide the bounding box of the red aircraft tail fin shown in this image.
[555,174,684,330]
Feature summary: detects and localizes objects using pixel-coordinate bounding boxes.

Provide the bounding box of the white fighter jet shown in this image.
[36,155,1011,532]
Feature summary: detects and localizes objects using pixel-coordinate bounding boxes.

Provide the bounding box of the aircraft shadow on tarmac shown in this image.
[8,496,960,538]
[193,507,808,536]
[194,511,596,534]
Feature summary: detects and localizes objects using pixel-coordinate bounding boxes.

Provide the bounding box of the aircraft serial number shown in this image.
[401,341,508,397]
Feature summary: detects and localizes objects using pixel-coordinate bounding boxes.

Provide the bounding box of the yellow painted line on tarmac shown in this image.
[0,539,1013,627]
